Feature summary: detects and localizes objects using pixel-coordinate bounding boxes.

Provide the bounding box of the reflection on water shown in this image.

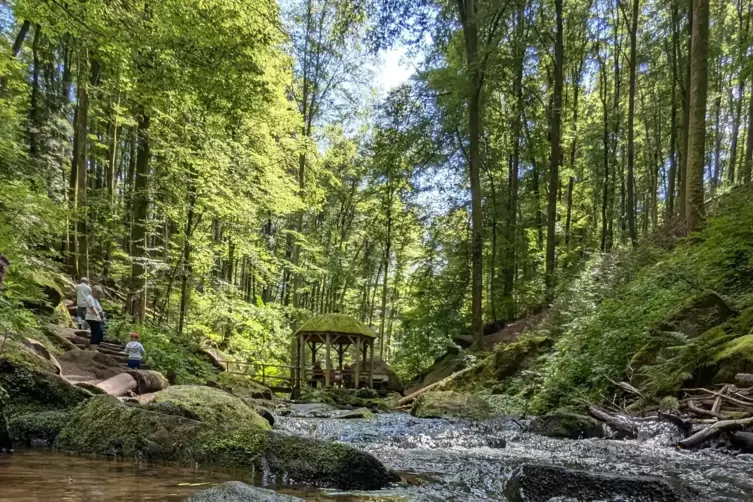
[0,450,245,501]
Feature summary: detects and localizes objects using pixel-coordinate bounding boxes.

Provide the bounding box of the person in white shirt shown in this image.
[125,332,146,369]
[75,277,92,329]
[85,285,105,349]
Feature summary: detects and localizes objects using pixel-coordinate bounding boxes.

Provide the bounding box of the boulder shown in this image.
[58,349,124,380]
[659,291,734,339]
[152,385,271,430]
[54,396,396,490]
[96,373,138,396]
[185,482,303,501]
[371,356,404,394]
[730,431,753,453]
[126,370,169,394]
[504,464,686,502]
[41,325,78,352]
[410,391,496,420]
[331,407,372,419]
[0,385,11,451]
[528,413,603,439]
[214,372,273,400]
[7,410,72,446]
[405,349,466,396]
[288,402,339,418]
[22,338,62,375]
[0,355,90,418]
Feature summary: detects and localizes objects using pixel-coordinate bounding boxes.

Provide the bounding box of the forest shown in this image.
[0,0,749,392]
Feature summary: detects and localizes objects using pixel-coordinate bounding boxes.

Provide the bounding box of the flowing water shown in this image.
[3,413,753,501]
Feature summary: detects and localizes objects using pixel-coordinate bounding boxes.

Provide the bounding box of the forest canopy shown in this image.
[0,0,743,381]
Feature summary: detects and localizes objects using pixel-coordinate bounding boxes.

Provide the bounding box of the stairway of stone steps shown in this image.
[63,302,151,371]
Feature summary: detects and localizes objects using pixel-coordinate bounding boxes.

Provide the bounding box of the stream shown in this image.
[3,412,753,501]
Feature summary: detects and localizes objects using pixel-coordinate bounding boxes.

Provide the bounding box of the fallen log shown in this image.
[688,399,724,419]
[587,405,637,439]
[685,388,753,408]
[711,385,728,414]
[96,373,137,397]
[678,416,753,449]
[125,370,168,394]
[397,365,478,406]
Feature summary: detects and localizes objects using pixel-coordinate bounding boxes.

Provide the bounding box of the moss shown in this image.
[8,410,72,446]
[411,391,496,420]
[730,306,753,335]
[658,290,734,339]
[213,372,273,400]
[658,396,680,412]
[713,334,753,383]
[54,396,395,490]
[295,313,376,338]
[528,413,603,439]
[0,355,90,418]
[152,385,270,430]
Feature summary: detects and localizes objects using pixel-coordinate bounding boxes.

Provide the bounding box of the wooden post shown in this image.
[369,340,374,388]
[325,333,332,387]
[299,334,306,387]
[354,336,361,388]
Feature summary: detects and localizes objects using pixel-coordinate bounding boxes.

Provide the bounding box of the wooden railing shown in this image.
[225,361,297,388]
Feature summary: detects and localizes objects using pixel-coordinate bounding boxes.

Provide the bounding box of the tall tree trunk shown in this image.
[75,49,90,279]
[546,0,564,301]
[599,44,610,252]
[565,176,574,248]
[667,67,678,219]
[685,0,709,232]
[130,113,151,323]
[103,92,119,281]
[678,0,692,221]
[0,20,31,96]
[503,0,525,318]
[744,78,753,185]
[626,0,639,247]
[29,24,41,159]
[178,167,197,337]
[457,0,485,348]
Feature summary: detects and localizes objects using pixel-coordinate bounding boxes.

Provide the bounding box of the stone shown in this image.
[0,355,90,418]
[153,385,271,430]
[7,410,72,446]
[659,290,734,339]
[528,413,603,439]
[214,372,273,400]
[125,370,169,394]
[22,338,62,375]
[185,481,303,501]
[54,396,396,490]
[288,402,339,418]
[730,431,753,453]
[330,407,373,419]
[486,436,506,448]
[410,391,496,420]
[504,464,687,502]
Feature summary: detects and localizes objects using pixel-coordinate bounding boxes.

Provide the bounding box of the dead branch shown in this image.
[687,399,725,419]
[587,405,638,439]
[678,416,753,449]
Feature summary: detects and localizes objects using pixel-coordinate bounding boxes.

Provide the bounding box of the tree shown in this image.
[626,0,639,246]
[685,0,709,232]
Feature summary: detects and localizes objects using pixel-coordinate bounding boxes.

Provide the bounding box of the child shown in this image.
[125,332,145,369]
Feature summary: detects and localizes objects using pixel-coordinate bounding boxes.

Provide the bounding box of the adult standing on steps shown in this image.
[75,276,91,330]
[85,285,105,350]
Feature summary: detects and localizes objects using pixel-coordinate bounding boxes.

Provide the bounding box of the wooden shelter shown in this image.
[294,313,377,389]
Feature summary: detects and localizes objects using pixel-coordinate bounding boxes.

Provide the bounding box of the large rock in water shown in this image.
[504,464,688,502]
[185,482,303,501]
[152,385,270,430]
[528,413,603,439]
[411,391,495,420]
[7,410,72,446]
[54,396,395,490]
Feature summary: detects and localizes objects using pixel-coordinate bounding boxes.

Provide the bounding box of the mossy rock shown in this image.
[0,355,90,418]
[152,385,270,430]
[659,291,734,339]
[713,334,753,383]
[528,413,603,439]
[8,410,72,446]
[186,482,303,501]
[54,396,395,490]
[411,391,496,420]
[213,372,273,400]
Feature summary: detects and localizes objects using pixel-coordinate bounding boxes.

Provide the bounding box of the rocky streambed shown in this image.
[5,410,753,501]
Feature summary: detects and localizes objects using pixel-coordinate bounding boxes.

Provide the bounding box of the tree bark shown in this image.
[626,0,639,246]
[743,76,753,185]
[178,166,197,337]
[685,0,709,233]
[130,112,151,323]
[565,176,574,248]
[74,49,90,279]
[546,0,564,301]
[457,0,485,348]
[678,0,692,221]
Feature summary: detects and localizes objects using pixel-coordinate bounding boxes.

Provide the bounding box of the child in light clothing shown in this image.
[125,332,145,369]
